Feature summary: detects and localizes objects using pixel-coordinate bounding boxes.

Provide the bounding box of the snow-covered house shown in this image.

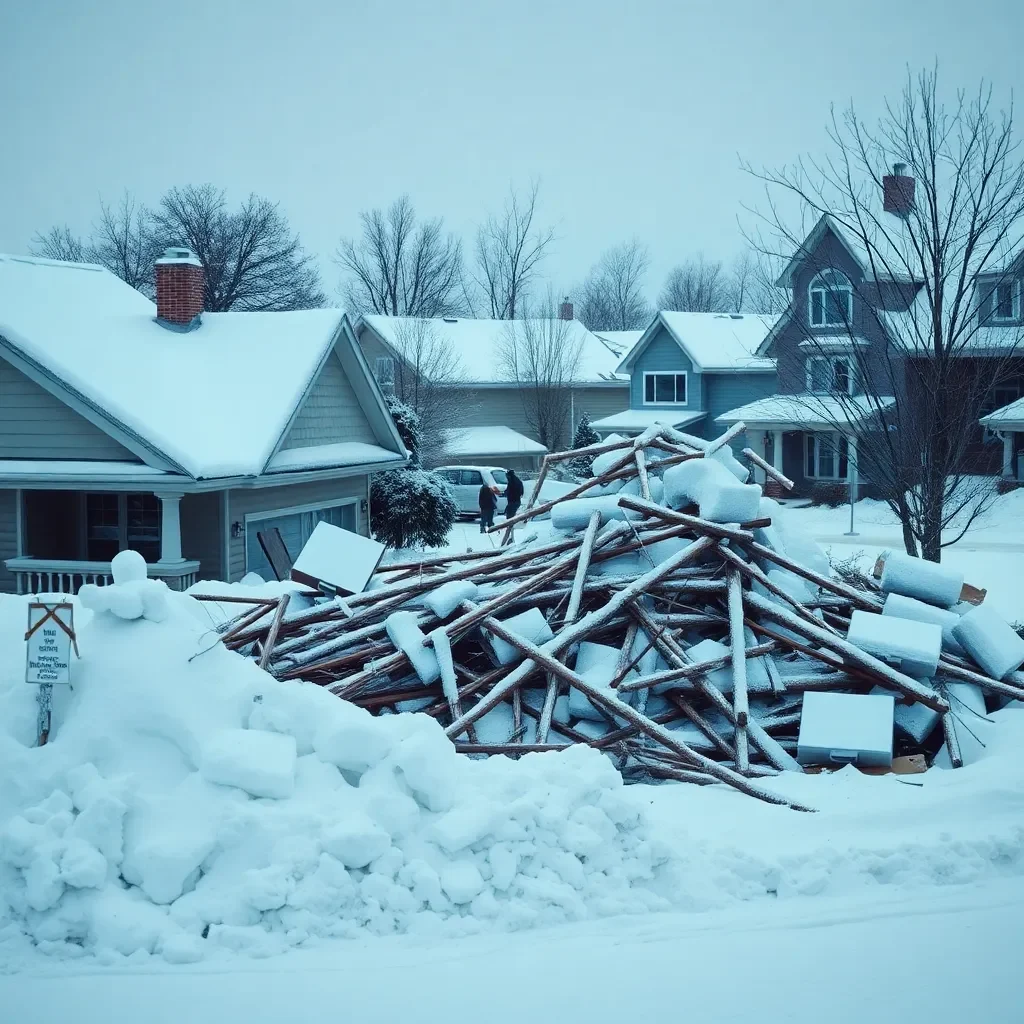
[356,313,628,470]
[0,250,407,593]
[591,311,778,443]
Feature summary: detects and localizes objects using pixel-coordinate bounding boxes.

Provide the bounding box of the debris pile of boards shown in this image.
[198,425,1024,811]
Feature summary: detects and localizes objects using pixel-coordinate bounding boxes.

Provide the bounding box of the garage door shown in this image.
[245,502,357,581]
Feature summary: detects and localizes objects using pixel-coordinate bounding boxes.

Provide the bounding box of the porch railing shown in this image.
[5,558,202,595]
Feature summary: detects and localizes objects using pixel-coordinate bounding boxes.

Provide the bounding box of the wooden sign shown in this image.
[25,602,77,686]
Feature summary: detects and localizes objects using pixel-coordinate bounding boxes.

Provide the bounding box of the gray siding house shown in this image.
[356,313,628,470]
[591,311,779,456]
[0,251,406,593]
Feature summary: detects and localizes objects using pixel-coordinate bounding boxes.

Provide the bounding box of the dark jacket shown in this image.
[505,472,524,505]
[479,484,497,512]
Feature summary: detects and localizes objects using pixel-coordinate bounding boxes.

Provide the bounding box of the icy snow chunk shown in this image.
[439,861,485,904]
[591,448,631,477]
[797,691,894,768]
[846,610,942,679]
[314,706,392,774]
[430,801,497,853]
[200,728,297,799]
[391,727,463,813]
[385,610,440,684]
[569,641,622,721]
[424,580,479,619]
[488,607,553,665]
[59,838,108,889]
[880,553,964,608]
[953,604,1024,681]
[655,638,731,695]
[112,549,147,585]
[322,812,390,869]
[662,458,761,523]
[870,685,942,744]
[550,496,643,531]
[708,444,750,482]
[883,593,963,652]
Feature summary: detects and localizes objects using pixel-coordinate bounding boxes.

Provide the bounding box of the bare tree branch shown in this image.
[29,226,90,264]
[574,240,652,330]
[476,181,555,319]
[658,254,730,312]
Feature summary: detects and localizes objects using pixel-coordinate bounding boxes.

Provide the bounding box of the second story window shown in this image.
[807,356,854,395]
[993,281,1018,321]
[374,355,396,386]
[809,270,853,327]
[643,372,688,404]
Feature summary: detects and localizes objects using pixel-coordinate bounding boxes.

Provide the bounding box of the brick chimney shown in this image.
[558,297,573,321]
[155,247,204,327]
[883,162,915,219]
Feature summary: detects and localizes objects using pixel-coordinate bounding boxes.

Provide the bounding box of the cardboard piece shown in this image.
[290,521,386,597]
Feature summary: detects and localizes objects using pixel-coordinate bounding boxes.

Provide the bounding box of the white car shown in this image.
[434,465,508,516]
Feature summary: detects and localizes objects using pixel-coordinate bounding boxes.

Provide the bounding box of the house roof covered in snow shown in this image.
[0,254,405,480]
[438,425,547,458]
[593,329,644,357]
[715,393,896,430]
[980,395,1024,430]
[617,311,778,374]
[590,408,707,434]
[358,315,627,385]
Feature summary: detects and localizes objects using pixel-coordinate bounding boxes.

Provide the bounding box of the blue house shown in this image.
[591,311,779,453]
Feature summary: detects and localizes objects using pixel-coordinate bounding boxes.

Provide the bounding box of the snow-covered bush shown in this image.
[567,411,601,479]
[386,395,422,468]
[370,469,458,549]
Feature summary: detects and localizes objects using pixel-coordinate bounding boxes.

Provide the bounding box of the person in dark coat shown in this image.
[479,482,497,533]
[504,469,525,519]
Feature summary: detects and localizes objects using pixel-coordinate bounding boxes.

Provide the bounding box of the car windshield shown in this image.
[491,470,508,485]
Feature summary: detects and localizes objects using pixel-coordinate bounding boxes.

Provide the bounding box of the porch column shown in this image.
[771,430,784,473]
[158,492,185,563]
[1001,432,1015,479]
[749,430,767,482]
[847,434,858,500]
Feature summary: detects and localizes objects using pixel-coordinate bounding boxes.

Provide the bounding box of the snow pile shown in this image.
[78,551,169,623]
[0,592,673,964]
[662,458,762,524]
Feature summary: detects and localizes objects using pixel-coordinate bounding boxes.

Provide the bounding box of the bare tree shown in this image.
[93,192,162,292]
[153,185,324,311]
[498,293,584,449]
[29,226,90,263]
[476,182,555,319]
[574,240,652,330]
[337,196,464,317]
[658,254,729,312]
[382,318,466,463]
[746,68,1024,561]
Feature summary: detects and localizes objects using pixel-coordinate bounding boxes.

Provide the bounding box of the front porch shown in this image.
[3,489,202,594]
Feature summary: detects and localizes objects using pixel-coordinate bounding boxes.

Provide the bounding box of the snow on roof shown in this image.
[590,408,706,433]
[266,442,406,474]
[439,425,547,457]
[0,254,393,480]
[593,329,644,356]
[980,395,1024,429]
[361,316,627,385]
[618,312,778,374]
[715,394,895,429]
[0,460,172,481]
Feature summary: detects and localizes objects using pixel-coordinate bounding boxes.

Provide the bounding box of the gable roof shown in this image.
[775,214,922,289]
[358,315,627,385]
[617,311,778,374]
[0,254,404,480]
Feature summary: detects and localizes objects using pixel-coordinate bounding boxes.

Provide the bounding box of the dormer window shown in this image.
[809,270,853,327]
[993,281,1018,322]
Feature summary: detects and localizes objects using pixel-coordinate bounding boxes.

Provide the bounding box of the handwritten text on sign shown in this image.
[26,603,74,685]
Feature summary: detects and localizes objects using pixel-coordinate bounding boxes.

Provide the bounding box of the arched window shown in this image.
[808,269,853,327]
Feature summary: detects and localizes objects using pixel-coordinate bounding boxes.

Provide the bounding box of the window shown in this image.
[643,372,688,405]
[806,356,854,395]
[993,282,1018,322]
[490,470,508,485]
[437,469,460,484]
[805,433,849,480]
[374,356,395,385]
[85,493,162,562]
[459,470,484,486]
[809,270,853,327]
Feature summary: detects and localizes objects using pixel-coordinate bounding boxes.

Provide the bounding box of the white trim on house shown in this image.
[642,371,688,405]
[243,496,361,574]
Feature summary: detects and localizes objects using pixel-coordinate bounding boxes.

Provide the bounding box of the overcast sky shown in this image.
[2,0,1021,305]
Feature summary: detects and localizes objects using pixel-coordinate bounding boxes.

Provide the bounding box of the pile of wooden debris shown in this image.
[196,425,1024,811]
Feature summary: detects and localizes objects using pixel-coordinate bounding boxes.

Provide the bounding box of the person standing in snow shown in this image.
[479,482,497,533]
[504,469,524,520]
